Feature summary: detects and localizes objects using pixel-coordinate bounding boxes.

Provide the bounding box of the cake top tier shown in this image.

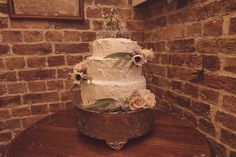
[92,38,138,58]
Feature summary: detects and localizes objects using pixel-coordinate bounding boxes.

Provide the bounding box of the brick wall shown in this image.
[131,0,236,156]
[0,0,132,155]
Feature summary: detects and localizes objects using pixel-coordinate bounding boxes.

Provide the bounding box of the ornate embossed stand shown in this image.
[77,108,154,150]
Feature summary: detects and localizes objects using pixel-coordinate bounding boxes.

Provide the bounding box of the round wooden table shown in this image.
[3,108,214,157]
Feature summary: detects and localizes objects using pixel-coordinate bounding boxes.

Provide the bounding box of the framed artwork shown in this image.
[8,0,84,21]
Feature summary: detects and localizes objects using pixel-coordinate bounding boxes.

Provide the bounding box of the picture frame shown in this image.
[8,0,84,21]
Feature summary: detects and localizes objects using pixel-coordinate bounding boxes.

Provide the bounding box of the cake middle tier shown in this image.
[87,57,144,81]
[80,79,146,107]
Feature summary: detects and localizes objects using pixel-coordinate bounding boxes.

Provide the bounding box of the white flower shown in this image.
[132,54,146,67]
[129,96,145,111]
[72,72,88,85]
[141,49,155,61]
[139,90,156,109]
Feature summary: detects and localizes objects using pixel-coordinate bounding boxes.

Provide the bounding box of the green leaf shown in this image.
[104,52,131,59]
[84,98,117,112]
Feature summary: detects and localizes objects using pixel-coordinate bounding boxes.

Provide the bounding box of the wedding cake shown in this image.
[71,38,156,112]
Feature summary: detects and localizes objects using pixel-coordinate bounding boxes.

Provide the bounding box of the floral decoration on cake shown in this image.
[104,46,154,68]
[84,89,156,113]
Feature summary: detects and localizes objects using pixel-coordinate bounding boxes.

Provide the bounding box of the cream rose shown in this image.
[129,96,145,111]
[139,90,156,109]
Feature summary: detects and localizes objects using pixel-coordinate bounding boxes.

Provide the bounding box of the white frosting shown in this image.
[78,38,147,108]
[93,38,138,57]
[80,79,146,107]
[87,57,143,81]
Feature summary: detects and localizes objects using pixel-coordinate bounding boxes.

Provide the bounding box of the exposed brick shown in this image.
[223,95,236,114]
[197,74,236,95]
[1,31,22,42]
[190,101,210,118]
[0,109,11,120]
[24,92,59,104]
[18,69,56,81]
[27,57,46,68]
[66,55,83,65]
[57,68,73,79]
[215,111,236,131]
[0,95,21,107]
[45,31,62,42]
[11,20,51,29]
[7,83,27,94]
[11,106,31,117]
[60,91,75,101]
[28,81,46,92]
[47,80,64,91]
[146,17,167,29]
[185,54,202,69]
[5,57,25,70]
[198,119,216,136]
[0,3,8,14]
[186,23,202,37]
[230,151,236,157]
[0,71,17,82]
[177,0,189,9]
[24,31,43,42]
[171,54,185,66]
[81,32,96,42]
[160,54,171,64]
[0,44,10,55]
[64,31,81,41]
[199,88,219,104]
[95,0,127,6]
[48,56,65,67]
[165,91,191,108]
[0,132,12,142]
[184,83,199,98]
[223,57,236,74]
[221,129,236,149]
[0,119,21,131]
[93,20,103,30]
[54,20,90,30]
[162,25,185,40]
[171,80,184,92]
[55,43,90,54]
[207,138,227,157]
[86,7,102,18]
[197,38,236,54]
[0,84,6,95]
[229,17,236,34]
[49,103,64,112]
[0,17,8,28]
[167,39,195,52]
[126,20,144,31]
[0,58,4,69]
[31,104,49,115]
[202,55,220,71]
[13,43,52,55]
[203,18,223,36]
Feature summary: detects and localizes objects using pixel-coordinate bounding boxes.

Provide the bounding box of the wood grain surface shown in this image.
[3,108,214,157]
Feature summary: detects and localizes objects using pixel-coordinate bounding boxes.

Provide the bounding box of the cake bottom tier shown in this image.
[79,79,146,108]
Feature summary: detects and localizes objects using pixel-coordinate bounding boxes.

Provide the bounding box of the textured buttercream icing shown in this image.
[80,80,146,107]
[93,38,138,57]
[86,57,143,81]
[79,38,147,107]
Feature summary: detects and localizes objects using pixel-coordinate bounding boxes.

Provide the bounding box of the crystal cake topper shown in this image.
[98,9,130,39]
